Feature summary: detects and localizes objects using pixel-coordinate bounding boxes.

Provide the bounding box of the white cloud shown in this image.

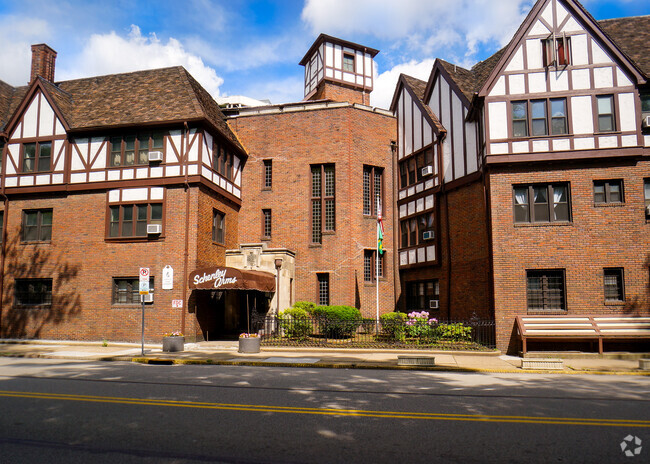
[302,0,533,60]
[0,15,52,85]
[371,59,435,110]
[58,25,224,97]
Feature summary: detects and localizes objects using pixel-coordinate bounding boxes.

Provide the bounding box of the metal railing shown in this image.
[252,315,496,350]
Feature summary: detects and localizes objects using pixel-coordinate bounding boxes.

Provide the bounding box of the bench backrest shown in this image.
[517,315,650,339]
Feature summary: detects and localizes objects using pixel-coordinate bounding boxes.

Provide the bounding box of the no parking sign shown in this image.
[139,267,150,295]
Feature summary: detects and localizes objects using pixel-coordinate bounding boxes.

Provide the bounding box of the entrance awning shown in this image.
[188,266,275,292]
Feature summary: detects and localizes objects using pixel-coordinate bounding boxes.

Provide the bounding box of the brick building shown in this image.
[228,35,397,317]
[393,0,650,352]
[0,44,256,342]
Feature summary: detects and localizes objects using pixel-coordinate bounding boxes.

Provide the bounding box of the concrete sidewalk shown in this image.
[0,339,648,375]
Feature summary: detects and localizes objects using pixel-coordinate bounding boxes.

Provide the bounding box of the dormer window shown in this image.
[343,53,355,73]
[543,33,571,67]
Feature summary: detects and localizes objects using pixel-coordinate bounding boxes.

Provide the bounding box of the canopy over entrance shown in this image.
[189,266,275,292]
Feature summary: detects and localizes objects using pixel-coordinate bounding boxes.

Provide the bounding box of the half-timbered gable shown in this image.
[425,61,481,182]
[3,81,68,188]
[479,0,647,161]
[392,74,444,269]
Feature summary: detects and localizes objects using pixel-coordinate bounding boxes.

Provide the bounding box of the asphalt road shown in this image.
[0,358,648,463]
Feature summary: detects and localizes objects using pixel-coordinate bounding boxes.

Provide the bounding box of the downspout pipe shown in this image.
[182,121,190,336]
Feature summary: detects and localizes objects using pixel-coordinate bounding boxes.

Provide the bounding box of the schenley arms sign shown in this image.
[188,266,276,292]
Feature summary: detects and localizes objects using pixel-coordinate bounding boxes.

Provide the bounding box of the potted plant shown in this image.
[238,333,260,353]
[162,331,185,352]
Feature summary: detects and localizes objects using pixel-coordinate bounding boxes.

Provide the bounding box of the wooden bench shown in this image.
[516,315,650,354]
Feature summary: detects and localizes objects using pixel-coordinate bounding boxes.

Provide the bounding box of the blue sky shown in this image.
[0,0,648,109]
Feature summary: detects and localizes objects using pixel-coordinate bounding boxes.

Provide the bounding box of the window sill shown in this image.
[527,310,568,315]
[322,231,336,236]
[14,304,51,310]
[604,300,625,306]
[261,236,271,241]
[20,240,52,245]
[261,187,272,192]
[594,202,625,208]
[212,241,226,247]
[514,221,573,228]
[105,236,165,243]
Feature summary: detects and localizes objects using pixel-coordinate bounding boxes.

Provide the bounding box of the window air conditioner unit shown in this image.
[643,115,650,128]
[421,166,433,176]
[148,151,163,162]
[147,224,162,235]
[142,293,154,303]
[429,299,439,309]
[422,231,434,240]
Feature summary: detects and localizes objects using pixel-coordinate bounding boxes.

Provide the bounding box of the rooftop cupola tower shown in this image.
[299,34,378,105]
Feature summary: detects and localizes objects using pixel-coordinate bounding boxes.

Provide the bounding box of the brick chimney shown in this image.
[30,44,57,83]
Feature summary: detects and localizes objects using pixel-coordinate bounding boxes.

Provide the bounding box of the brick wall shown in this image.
[489,160,650,353]
[310,81,370,106]
[0,185,233,343]
[229,105,396,316]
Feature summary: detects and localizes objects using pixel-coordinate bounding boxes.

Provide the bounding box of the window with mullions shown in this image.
[212,210,225,244]
[527,270,566,312]
[400,212,435,248]
[513,184,570,223]
[109,203,162,238]
[406,280,440,312]
[604,268,624,302]
[343,53,355,73]
[15,278,52,307]
[212,140,234,181]
[642,95,650,113]
[112,277,154,305]
[363,250,384,283]
[317,273,329,305]
[594,180,623,204]
[22,209,52,242]
[516,99,568,137]
[22,141,51,172]
[363,166,383,216]
[110,132,164,167]
[311,164,335,243]
[644,179,650,221]
[262,209,272,239]
[263,160,272,189]
[596,95,615,132]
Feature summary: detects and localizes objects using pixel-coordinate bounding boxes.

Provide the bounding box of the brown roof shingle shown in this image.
[598,16,650,76]
[1,67,243,153]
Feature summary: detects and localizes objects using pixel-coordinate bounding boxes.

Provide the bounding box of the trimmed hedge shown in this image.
[277,307,312,339]
[311,305,362,338]
[380,312,407,341]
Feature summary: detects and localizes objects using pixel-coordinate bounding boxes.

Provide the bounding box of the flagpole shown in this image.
[376,195,380,330]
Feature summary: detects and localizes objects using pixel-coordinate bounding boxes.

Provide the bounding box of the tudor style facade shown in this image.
[393,0,650,352]
[0,45,248,341]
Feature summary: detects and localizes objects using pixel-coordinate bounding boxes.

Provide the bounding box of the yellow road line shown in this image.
[0,390,648,428]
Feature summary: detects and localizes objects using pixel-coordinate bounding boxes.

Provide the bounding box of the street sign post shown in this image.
[139,267,149,355]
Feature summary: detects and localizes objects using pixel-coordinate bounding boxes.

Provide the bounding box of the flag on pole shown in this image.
[377,202,384,255]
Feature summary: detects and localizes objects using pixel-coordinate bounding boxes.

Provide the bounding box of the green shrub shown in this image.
[311,305,361,338]
[278,307,312,339]
[380,312,407,341]
[292,301,316,314]
[438,322,472,341]
[359,318,377,334]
